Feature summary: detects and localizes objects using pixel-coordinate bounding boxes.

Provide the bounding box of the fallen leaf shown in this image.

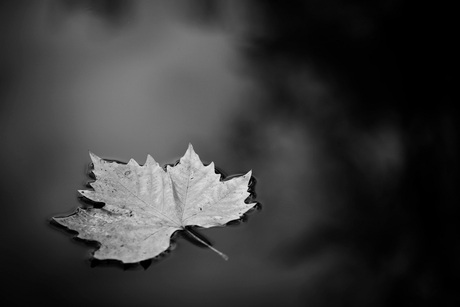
[53,144,256,263]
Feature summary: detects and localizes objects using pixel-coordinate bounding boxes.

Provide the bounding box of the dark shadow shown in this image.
[51,0,134,26]
[223,1,457,306]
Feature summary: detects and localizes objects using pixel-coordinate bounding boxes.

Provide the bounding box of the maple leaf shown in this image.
[53,144,256,263]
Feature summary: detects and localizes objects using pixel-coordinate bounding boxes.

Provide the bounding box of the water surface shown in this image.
[1,2,457,307]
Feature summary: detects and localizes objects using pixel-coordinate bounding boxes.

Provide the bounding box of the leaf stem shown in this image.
[184,228,229,261]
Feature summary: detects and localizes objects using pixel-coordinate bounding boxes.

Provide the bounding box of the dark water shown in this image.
[1,1,457,307]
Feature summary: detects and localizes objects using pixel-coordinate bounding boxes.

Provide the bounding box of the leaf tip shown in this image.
[185,143,196,156]
[127,158,139,166]
[183,143,204,165]
[88,151,101,164]
[145,154,157,166]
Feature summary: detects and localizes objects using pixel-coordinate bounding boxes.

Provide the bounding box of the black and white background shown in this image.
[0,1,457,306]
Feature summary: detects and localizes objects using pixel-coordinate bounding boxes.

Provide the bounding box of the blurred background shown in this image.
[0,1,457,306]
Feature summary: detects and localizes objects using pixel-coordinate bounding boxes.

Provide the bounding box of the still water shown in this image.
[1,2,457,307]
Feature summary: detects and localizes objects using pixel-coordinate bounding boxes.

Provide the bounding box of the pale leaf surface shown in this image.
[53,144,256,263]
